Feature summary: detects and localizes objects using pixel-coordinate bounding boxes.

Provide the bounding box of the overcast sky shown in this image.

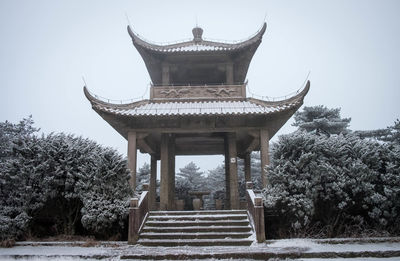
[1,0,399,173]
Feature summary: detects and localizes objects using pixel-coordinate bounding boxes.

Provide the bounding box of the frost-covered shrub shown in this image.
[264,131,400,237]
[0,120,132,240]
[0,118,39,240]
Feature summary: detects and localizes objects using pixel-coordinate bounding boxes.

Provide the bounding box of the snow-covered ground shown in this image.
[0,245,109,256]
[266,238,400,253]
[0,238,399,260]
[298,259,400,261]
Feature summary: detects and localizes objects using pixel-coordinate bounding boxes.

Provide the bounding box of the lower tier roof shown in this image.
[97,99,295,117]
[84,81,309,119]
[83,82,309,153]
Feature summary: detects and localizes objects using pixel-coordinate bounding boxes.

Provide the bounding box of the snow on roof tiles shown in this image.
[167,43,231,52]
[127,23,267,54]
[96,100,296,117]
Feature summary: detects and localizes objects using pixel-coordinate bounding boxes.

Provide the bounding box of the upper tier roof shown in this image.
[127,23,267,85]
[127,23,267,54]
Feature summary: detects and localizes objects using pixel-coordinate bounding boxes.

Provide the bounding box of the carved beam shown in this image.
[244,136,259,154]
[137,134,155,154]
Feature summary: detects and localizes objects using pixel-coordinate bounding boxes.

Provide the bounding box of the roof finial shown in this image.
[192,26,203,43]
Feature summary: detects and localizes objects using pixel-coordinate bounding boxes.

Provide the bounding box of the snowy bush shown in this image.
[264,131,400,237]
[0,118,132,240]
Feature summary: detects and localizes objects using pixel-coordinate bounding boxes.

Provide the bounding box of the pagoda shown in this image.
[84,22,310,211]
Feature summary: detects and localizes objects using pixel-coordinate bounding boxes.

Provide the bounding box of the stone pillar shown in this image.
[162,64,170,85]
[244,153,251,183]
[167,134,175,210]
[127,131,137,190]
[149,155,157,210]
[224,136,231,210]
[226,132,239,209]
[260,129,270,188]
[226,63,234,84]
[160,134,169,210]
[160,133,175,210]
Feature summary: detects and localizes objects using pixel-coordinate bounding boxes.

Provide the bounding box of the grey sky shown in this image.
[1,0,399,172]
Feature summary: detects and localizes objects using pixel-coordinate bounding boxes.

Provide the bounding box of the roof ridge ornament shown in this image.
[192,27,203,43]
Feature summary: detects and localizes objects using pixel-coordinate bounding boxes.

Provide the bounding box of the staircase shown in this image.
[138,210,254,247]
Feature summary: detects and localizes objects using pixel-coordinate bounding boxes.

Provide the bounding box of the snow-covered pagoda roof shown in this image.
[83,22,311,145]
[83,81,309,141]
[127,23,267,53]
[84,82,309,118]
[127,23,267,85]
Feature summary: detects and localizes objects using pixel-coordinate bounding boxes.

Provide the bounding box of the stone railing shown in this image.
[128,184,149,244]
[246,181,266,243]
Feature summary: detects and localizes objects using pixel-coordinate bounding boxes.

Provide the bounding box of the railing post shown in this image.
[128,189,150,245]
[246,181,266,243]
[128,198,139,244]
[254,197,266,243]
[246,181,253,190]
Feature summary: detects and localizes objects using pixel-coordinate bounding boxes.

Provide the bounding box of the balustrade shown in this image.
[246,181,266,243]
[128,184,149,244]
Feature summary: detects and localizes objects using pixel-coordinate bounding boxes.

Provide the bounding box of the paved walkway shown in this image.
[0,237,399,260]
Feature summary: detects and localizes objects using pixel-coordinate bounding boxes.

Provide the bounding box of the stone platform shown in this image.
[2,237,400,260]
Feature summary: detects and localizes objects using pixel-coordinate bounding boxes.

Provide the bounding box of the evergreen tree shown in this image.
[175,162,206,210]
[0,118,132,240]
[264,131,400,237]
[237,152,263,190]
[356,119,400,145]
[205,164,225,200]
[176,161,206,190]
[136,162,150,191]
[389,119,400,144]
[0,116,38,160]
[293,105,351,135]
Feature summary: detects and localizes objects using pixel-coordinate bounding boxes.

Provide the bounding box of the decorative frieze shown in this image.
[150,84,246,100]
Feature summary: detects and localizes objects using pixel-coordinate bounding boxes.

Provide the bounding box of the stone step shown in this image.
[138,238,253,247]
[145,220,249,227]
[149,210,247,216]
[142,225,252,233]
[148,214,248,221]
[140,232,253,240]
[139,210,254,247]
